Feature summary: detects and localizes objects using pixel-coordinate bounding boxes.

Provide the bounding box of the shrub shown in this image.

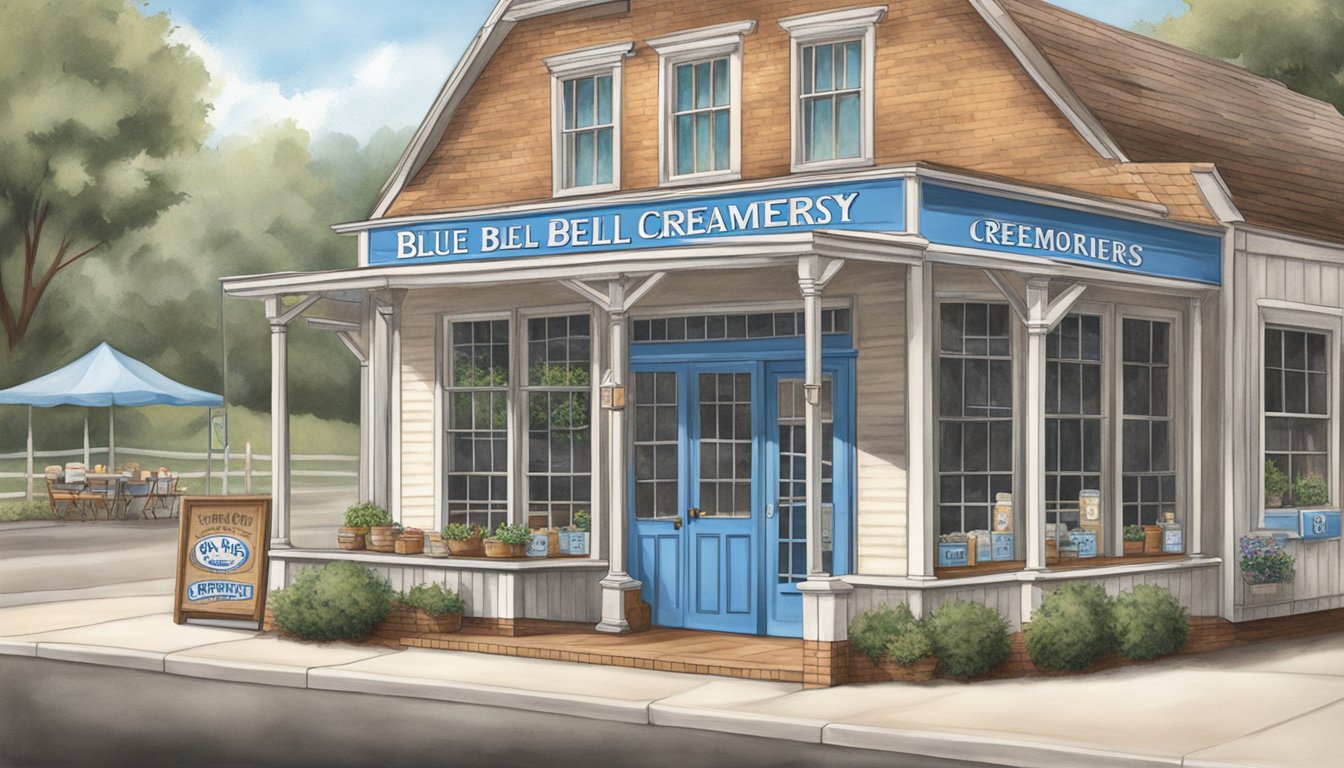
[887,624,936,666]
[1113,585,1188,660]
[1024,583,1115,671]
[400,583,465,617]
[1293,473,1329,507]
[269,562,393,641]
[849,604,935,667]
[1263,460,1288,503]
[1239,535,1295,584]
[928,601,1010,679]
[343,502,391,529]
[442,523,481,541]
[0,500,52,522]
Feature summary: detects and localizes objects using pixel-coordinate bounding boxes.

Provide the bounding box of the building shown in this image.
[224,0,1344,686]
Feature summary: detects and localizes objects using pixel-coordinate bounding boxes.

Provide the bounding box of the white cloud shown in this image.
[168,22,451,144]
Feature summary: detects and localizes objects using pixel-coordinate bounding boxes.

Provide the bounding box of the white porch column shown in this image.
[906,262,936,579]
[368,290,405,515]
[1023,278,1049,571]
[797,255,851,644]
[266,296,291,548]
[1188,296,1204,557]
[562,274,665,634]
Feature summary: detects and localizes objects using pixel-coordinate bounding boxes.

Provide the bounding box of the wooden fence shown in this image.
[0,444,357,501]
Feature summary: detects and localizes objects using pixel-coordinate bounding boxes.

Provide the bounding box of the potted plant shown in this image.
[442,523,485,556]
[1239,535,1296,604]
[395,527,425,555]
[1142,524,1164,555]
[338,502,390,551]
[485,522,531,558]
[359,505,396,552]
[1293,473,1329,507]
[1264,460,1288,508]
[1123,525,1145,556]
[398,583,466,634]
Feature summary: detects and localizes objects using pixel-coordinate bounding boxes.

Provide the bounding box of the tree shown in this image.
[0,0,210,353]
[1146,0,1344,114]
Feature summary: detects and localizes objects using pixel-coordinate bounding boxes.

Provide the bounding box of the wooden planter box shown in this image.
[446,535,485,557]
[1123,540,1144,556]
[484,538,525,558]
[367,526,397,553]
[336,527,367,551]
[850,654,939,683]
[1142,526,1164,555]
[1243,572,1294,606]
[395,530,425,555]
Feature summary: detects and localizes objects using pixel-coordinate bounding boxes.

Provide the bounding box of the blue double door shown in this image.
[629,349,851,637]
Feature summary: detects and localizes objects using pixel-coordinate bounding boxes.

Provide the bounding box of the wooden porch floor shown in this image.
[402,627,806,683]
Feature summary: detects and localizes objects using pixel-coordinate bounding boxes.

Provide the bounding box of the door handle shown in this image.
[673,516,683,530]
[766,504,775,519]
[688,507,700,520]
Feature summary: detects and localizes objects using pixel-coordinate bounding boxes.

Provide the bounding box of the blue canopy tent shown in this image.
[0,342,222,498]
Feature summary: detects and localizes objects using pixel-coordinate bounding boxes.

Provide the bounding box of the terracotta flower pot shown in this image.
[367,525,398,553]
[336,527,367,551]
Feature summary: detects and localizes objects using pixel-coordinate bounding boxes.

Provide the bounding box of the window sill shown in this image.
[553,183,621,200]
[791,156,874,175]
[660,171,741,188]
[931,553,1214,582]
[272,548,610,571]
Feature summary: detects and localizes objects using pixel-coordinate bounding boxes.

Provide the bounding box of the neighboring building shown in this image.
[224,0,1344,686]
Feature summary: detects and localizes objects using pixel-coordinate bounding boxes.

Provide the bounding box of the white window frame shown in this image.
[779,5,885,173]
[647,20,755,186]
[1111,305,1185,552]
[1043,303,1110,543]
[1256,302,1342,522]
[519,305,597,530]
[440,311,515,533]
[544,41,633,198]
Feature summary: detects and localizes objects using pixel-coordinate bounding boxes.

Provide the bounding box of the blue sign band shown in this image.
[920,184,1222,285]
[368,179,907,266]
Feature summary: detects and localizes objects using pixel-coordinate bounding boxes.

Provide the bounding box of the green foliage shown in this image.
[1112,585,1189,660]
[342,502,390,529]
[0,500,51,522]
[927,601,1011,679]
[269,562,393,642]
[573,509,591,532]
[1240,535,1296,584]
[0,0,210,352]
[527,364,591,432]
[442,523,481,541]
[1147,0,1344,115]
[492,523,533,546]
[1024,583,1116,671]
[399,583,465,617]
[1263,460,1289,501]
[1123,525,1146,542]
[850,604,916,664]
[1293,474,1330,506]
[887,624,936,666]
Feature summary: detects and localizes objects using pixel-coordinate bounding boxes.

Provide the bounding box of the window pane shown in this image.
[844,41,861,89]
[694,61,711,109]
[574,131,595,187]
[814,44,834,92]
[712,57,729,106]
[675,114,695,175]
[675,64,694,112]
[575,77,595,128]
[563,80,575,130]
[596,75,612,124]
[713,110,730,171]
[595,128,613,185]
[836,93,860,158]
[801,46,813,95]
[695,112,711,172]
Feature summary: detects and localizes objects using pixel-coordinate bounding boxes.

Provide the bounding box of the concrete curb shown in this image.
[165,654,312,688]
[0,639,37,657]
[308,667,657,725]
[648,702,826,743]
[821,723,1183,768]
[35,642,166,672]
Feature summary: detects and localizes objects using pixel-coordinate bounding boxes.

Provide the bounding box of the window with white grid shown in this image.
[524,315,592,529]
[1122,318,1177,527]
[1045,314,1104,534]
[1264,326,1331,507]
[445,319,509,532]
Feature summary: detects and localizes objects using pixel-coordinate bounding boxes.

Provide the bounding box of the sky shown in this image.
[140,0,1191,145]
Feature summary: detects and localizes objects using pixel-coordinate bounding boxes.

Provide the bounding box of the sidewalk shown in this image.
[1,595,1339,768]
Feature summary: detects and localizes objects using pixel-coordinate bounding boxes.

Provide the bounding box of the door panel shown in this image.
[631,370,686,628]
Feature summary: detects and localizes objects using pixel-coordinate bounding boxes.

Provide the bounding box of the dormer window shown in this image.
[544,41,633,196]
[648,21,755,186]
[779,6,886,172]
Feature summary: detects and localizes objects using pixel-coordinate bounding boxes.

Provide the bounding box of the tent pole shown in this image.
[108,406,115,470]
[25,407,33,501]
[206,407,213,495]
[83,411,90,467]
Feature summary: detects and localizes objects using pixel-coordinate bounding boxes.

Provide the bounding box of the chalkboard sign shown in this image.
[174,495,272,627]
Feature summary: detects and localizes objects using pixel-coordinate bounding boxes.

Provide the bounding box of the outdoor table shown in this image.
[83,473,133,519]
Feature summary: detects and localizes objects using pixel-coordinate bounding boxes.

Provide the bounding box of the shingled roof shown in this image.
[999,0,1344,245]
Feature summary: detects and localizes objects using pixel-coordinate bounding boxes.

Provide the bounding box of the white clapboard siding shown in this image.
[1233,240,1344,621]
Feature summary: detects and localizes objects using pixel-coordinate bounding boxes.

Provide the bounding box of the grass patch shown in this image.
[0,500,52,522]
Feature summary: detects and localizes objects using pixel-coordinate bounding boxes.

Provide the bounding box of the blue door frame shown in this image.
[629,336,855,637]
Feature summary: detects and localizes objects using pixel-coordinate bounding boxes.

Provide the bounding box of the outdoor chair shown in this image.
[44,468,83,521]
[121,479,153,519]
[144,474,183,519]
[82,475,121,520]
